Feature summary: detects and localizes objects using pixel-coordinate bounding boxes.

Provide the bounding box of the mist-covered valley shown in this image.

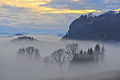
[0,35,120,80]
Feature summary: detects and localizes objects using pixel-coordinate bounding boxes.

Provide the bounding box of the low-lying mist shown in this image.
[0,35,120,80]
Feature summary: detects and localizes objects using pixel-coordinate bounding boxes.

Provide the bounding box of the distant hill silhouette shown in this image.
[63,11,120,41]
[11,36,37,42]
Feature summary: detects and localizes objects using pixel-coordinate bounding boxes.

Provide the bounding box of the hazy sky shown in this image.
[0,0,120,34]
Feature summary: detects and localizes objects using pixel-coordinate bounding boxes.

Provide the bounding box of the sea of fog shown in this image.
[0,35,120,80]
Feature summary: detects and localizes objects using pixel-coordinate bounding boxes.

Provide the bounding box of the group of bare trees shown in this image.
[17,46,40,59]
[17,43,105,66]
[44,43,105,66]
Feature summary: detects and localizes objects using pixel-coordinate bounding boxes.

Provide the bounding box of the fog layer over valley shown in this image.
[0,35,120,80]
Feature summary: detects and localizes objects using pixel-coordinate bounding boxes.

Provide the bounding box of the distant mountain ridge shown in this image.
[63,11,120,41]
[0,25,65,36]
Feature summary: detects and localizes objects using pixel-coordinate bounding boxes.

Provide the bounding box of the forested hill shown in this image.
[63,11,120,41]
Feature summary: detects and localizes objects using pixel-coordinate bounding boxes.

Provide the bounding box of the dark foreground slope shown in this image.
[63,11,120,41]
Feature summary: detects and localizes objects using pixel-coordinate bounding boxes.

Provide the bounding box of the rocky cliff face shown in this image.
[63,11,120,41]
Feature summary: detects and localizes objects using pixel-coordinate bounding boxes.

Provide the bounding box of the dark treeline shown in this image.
[63,11,120,41]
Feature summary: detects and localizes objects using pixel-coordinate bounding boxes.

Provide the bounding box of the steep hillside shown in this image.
[63,11,120,41]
